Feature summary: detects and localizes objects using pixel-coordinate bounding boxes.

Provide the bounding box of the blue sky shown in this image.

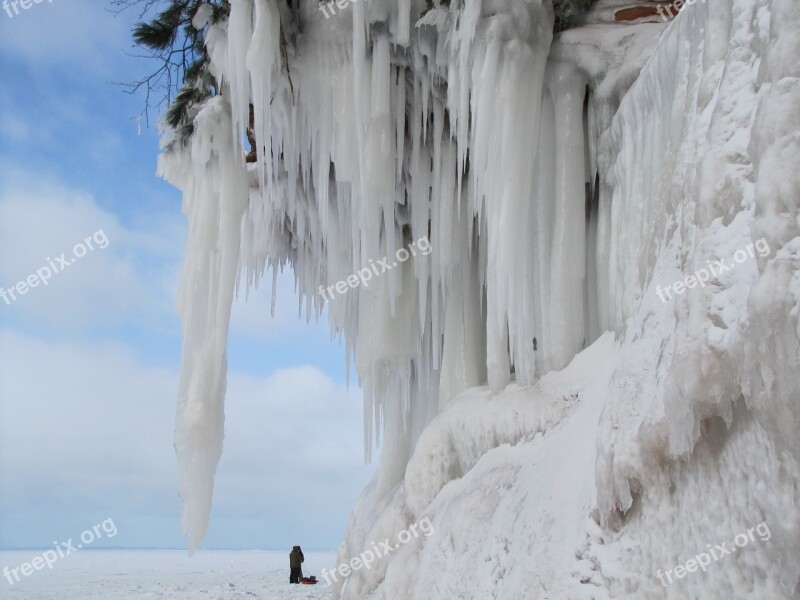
[0,0,374,551]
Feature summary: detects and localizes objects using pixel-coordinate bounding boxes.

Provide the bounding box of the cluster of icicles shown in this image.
[159,0,612,549]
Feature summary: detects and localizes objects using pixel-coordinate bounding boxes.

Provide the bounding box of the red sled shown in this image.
[301,576,318,585]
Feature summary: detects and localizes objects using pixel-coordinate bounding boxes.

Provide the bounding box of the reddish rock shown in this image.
[615,2,677,22]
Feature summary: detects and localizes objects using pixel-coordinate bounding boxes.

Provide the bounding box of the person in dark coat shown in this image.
[289,545,304,584]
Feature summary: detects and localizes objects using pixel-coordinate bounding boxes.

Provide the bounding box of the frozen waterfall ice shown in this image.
[159,0,800,596]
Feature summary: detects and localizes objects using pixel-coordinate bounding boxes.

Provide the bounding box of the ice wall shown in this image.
[334,0,800,595]
[161,0,799,595]
[590,0,800,595]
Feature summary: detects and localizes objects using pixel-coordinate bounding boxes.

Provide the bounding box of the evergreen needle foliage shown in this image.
[118,0,230,140]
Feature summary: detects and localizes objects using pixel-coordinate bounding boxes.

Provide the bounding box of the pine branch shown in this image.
[122,0,297,146]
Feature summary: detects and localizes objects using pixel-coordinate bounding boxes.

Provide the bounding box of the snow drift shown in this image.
[159,0,800,596]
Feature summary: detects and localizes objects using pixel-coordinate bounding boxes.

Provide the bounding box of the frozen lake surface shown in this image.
[0,550,335,599]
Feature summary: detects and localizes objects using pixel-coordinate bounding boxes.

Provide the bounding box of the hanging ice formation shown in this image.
[160,0,571,547]
[159,0,800,596]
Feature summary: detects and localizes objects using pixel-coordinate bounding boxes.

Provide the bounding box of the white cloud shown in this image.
[223,365,365,473]
[0,168,332,340]
[0,329,372,545]
[0,165,368,548]
[0,170,184,331]
[0,330,178,509]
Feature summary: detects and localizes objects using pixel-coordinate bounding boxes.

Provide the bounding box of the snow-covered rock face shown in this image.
[160,0,799,596]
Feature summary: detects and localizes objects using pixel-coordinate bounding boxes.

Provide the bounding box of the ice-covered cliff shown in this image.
[158,0,800,596]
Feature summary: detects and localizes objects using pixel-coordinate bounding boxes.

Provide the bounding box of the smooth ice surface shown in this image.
[0,551,335,600]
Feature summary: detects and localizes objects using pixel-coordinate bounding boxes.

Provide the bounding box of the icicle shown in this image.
[247,0,281,190]
[160,97,250,553]
[546,61,588,370]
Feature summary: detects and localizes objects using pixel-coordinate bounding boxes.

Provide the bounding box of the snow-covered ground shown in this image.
[336,333,620,600]
[0,551,334,600]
